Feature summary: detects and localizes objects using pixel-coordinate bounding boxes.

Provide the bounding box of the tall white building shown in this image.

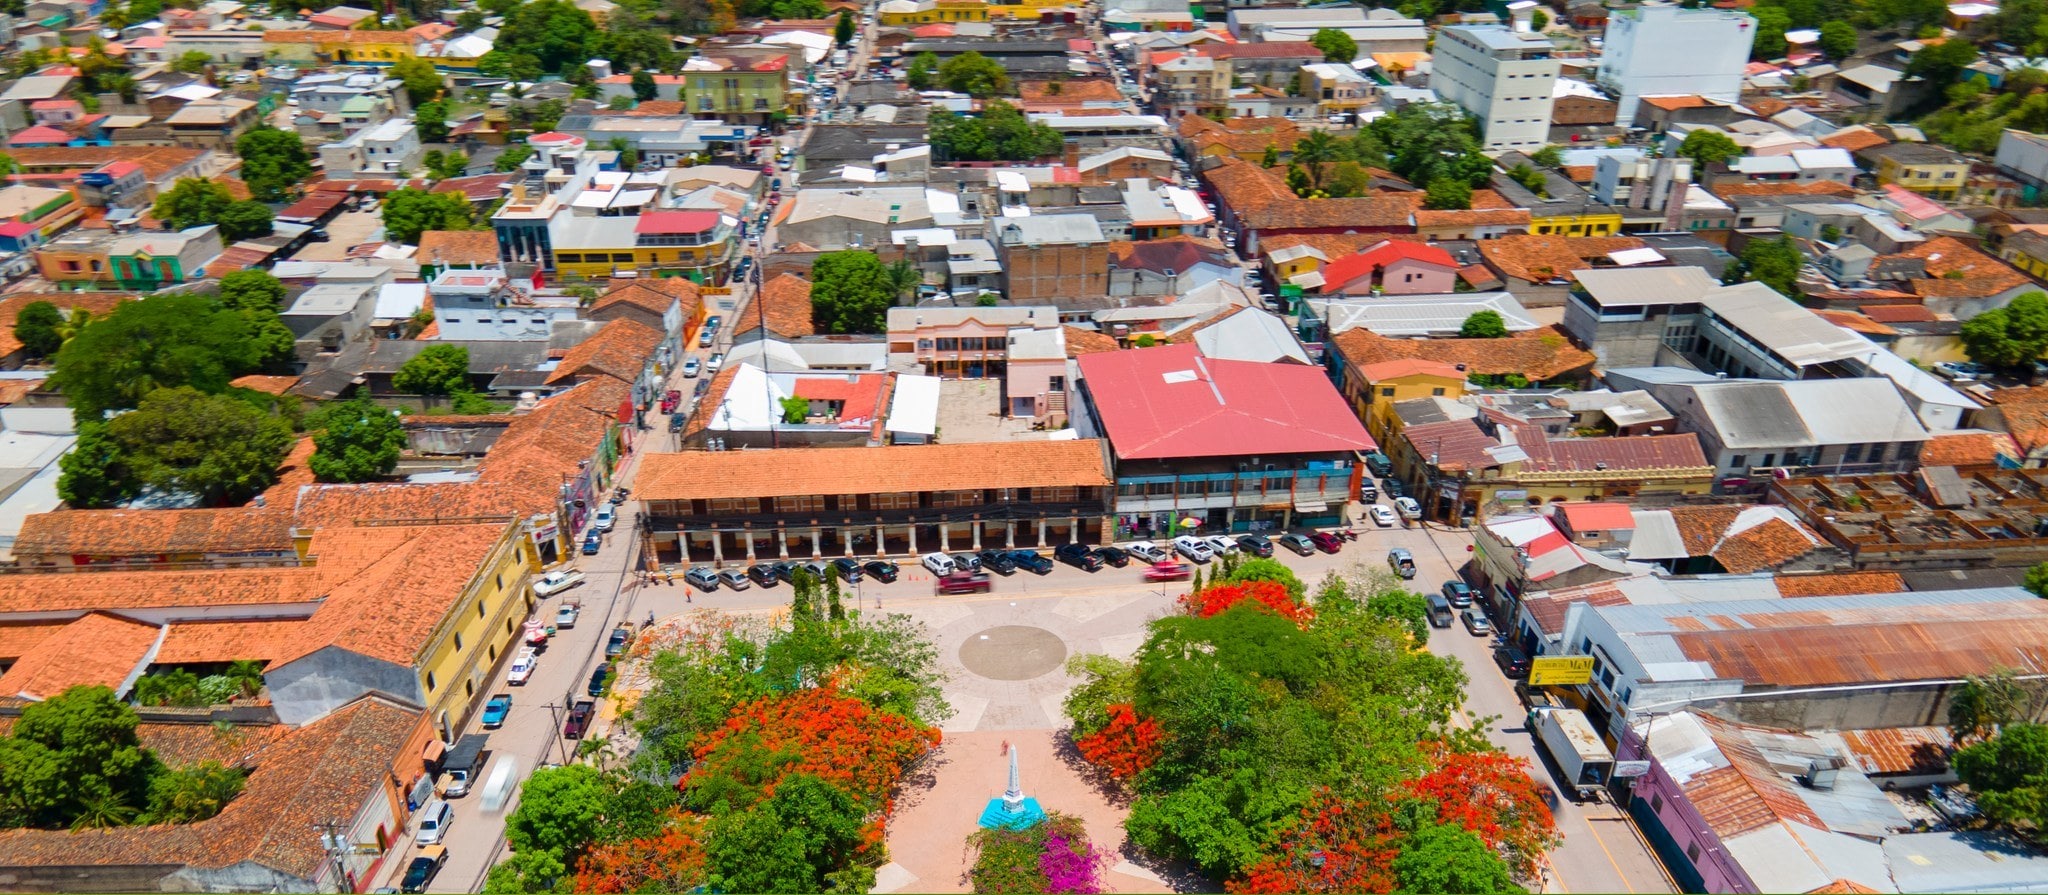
[1597,3,1756,126]
[1429,25,1559,153]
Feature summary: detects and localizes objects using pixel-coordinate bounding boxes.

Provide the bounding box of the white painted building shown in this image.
[1428,25,1559,152]
[1596,3,1755,125]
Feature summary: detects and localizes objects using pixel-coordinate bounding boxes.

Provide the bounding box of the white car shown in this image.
[1126,540,1168,563]
[921,551,957,576]
[1368,505,1398,527]
[507,648,539,685]
[593,506,616,532]
[555,602,580,627]
[1204,535,1237,556]
[1393,497,1422,520]
[1172,535,1214,563]
[533,569,584,597]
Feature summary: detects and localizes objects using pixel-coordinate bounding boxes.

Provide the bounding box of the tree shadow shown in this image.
[1111,835,1213,895]
[1051,728,1133,810]
[892,741,952,814]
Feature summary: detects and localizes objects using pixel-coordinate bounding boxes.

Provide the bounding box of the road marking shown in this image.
[1582,810,1637,894]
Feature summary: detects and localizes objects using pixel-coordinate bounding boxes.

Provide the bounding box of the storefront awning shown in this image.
[422,739,445,763]
[1293,501,1329,513]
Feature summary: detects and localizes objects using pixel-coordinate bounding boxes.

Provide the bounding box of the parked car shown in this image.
[1143,560,1192,582]
[1368,505,1397,527]
[1277,533,1316,556]
[952,552,982,572]
[1126,540,1169,563]
[1494,644,1531,678]
[1363,450,1394,477]
[682,357,702,378]
[605,624,632,658]
[1094,545,1131,567]
[1172,535,1214,563]
[563,699,595,739]
[1009,550,1053,574]
[1308,531,1343,553]
[593,506,616,532]
[669,413,686,433]
[748,562,780,586]
[1462,608,1493,636]
[831,557,864,582]
[415,800,453,846]
[401,846,446,894]
[1441,581,1474,608]
[799,560,832,582]
[1388,547,1417,579]
[587,663,610,697]
[684,566,719,592]
[1055,543,1103,570]
[1360,483,1378,502]
[534,569,585,597]
[581,531,602,555]
[1235,534,1273,557]
[507,648,538,684]
[1934,361,1991,381]
[1393,497,1422,521]
[705,315,722,331]
[699,327,715,348]
[1204,535,1237,556]
[717,568,750,590]
[772,560,801,583]
[554,602,580,627]
[706,352,725,374]
[480,694,512,728]
[977,550,1017,575]
[863,559,900,582]
[921,552,957,576]
[936,570,994,594]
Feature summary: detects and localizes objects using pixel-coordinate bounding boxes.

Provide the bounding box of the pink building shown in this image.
[1319,240,1459,295]
[886,305,1073,421]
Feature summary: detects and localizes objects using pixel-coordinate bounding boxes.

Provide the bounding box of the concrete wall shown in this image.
[268,646,423,727]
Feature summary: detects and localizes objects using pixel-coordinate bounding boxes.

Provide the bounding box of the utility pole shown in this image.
[540,702,571,765]
[313,819,350,894]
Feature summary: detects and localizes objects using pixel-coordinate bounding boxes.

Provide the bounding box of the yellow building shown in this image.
[1335,358,1470,445]
[1865,143,1970,199]
[261,30,426,66]
[550,209,736,283]
[2001,229,2048,282]
[1528,208,1623,237]
[396,521,538,740]
[878,0,990,25]
[987,0,1076,19]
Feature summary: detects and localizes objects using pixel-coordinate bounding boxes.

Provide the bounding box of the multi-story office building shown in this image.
[1429,25,1559,153]
[1596,3,1756,125]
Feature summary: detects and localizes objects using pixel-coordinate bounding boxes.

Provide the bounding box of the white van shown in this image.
[921,552,956,576]
[415,799,453,845]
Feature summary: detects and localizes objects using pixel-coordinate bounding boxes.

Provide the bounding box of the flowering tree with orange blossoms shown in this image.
[685,686,941,813]
[1226,792,1400,895]
[1178,580,1313,626]
[1073,703,1164,780]
[1400,742,1560,878]
[572,813,710,893]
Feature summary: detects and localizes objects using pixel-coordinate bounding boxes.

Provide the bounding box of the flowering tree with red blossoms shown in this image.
[572,813,710,893]
[1227,792,1401,895]
[685,686,941,813]
[1073,703,1164,780]
[1401,742,1560,878]
[1179,580,1313,626]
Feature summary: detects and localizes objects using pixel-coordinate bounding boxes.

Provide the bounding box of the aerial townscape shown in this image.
[12,0,2048,892]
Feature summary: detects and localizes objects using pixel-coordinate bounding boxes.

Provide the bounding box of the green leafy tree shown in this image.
[484,849,568,894]
[1954,723,2048,831]
[2029,561,2048,598]
[233,127,314,202]
[391,54,445,105]
[630,68,658,101]
[1310,27,1357,63]
[1422,179,1473,210]
[1904,36,1980,87]
[835,9,855,46]
[308,399,405,482]
[151,177,234,231]
[104,387,294,506]
[780,394,810,424]
[1459,310,1509,338]
[414,98,452,144]
[1676,128,1742,169]
[1062,654,1138,738]
[423,149,470,181]
[393,344,473,395]
[1505,163,1548,197]
[809,251,900,333]
[215,200,274,240]
[1370,103,1493,188]
[0,152,19,177]
[906,51,939,91]
[382,187,475,244]
[1219,557,1307,600]
[1366,587,1431,645]
[0,686,161,831]
[1529,144,1564,169]
[507,764,612,856]
[493,0,601,74]
[1393,823,1521,894]
[1751,6,1791,59]
[13,301,63,361]
[1818,20,1858,59]
[52,293,260,423]
[938,51,1012,97]
[605,7,676,71]
[1960,292,2048,369]
[705,774,873,894]
[494,143,536,172]
[57,423,139,508]
[219,270,286,314]
[1530,7,1549,29]
[142,761,245,824]
[172,50,211,74]
[1724,234,1805,299]
[929,101,1062,162]
[1951,669,2038,744]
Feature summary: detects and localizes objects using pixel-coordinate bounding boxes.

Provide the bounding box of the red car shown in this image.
[659,389,681,413]
[935,571,992,594]
[1308,532,1344,553]
[1142,561,1192,582]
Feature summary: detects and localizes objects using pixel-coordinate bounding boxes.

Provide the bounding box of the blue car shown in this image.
[480,694,512,729]
[581,531,602,555]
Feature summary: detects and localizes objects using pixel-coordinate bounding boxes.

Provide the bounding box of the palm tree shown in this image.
[70,791,137,830]
[224,660,266,698]
[884,258,922,302]
[1293,130,1339,190]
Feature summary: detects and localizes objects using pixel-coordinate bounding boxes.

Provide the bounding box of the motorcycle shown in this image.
[1337,528,1358,542]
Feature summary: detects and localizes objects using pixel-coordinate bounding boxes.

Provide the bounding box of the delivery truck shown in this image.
[1531,707,1614,801]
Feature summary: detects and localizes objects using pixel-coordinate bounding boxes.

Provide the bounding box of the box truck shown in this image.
[1531,707,1614,801]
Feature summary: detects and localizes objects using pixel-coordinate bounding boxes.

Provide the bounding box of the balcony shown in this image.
[644,499,1107,533]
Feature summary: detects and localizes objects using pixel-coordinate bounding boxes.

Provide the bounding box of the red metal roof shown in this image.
[1077,342,1374,460]
[1558,501,1636,532]
[276,191,345,223]
[1320,240,1456,290]
[7,126,71,147]
[635,210,721,234]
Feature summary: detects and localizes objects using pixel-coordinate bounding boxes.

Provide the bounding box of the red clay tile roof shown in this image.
[1985,386,2048,454]
[1709,517,1823,574]
[1017,79,1123,104]
[154,619,300,664]
[1355,358,1467,382]
[1811,309,1896,336]
[230,374,301,395]
[1884,235,2031,298]
[1918,430,2022,468]
[1518,431,1711,474]
[1414,206,1532,229]
[1328,326,1596,381]
[417,229,500,266]
[732,273,816,339]
[1559,165,1596,183]
[1746,97,1792,117]
[1820,128,1889,153]
[1643,95,1712,110]
[637,438,1111,500]
[1478,234,1647,284]
[1772,571,1906,598]
[1107,235,1233,274]
[593,277,697,319]
[1710,181,1859,199]
[545,318,664,385]
[1521,580,1633,633]
[0,292,130,359]
[1199,154,1297,214]
[1858,303,1937,323]
[1242,195,1413,232]
[0,612,159,700]
[1064,325,1120,356]
[1321,240,1457,290]
[14,507,296,560]
[271,522,508,667]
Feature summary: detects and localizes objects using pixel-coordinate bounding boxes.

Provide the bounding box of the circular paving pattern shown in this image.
[956,625,1068,681]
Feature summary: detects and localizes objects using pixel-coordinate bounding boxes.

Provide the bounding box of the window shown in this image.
[1049,376,1064,390]
[1759,453,1774,468]
[1652,793,1664,814]
[1380,387,1396,397]
[1867,443,1887,463]
[426,671,438,692]
[1729,454,1746,470]
[476,601,486,619]
[1431,387,1446,396]
[936,338,959,351]
[1686,844,1701,863]
[1844,443,1863,463]
[454,632,464,651]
